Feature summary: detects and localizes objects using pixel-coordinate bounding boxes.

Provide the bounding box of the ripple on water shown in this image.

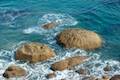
[0,8,30,27]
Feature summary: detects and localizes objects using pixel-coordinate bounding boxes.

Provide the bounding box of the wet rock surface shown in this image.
[15,42,55,63]
[110,75,120,80]
[76,68,89,75]
[57,28,102,50]
[3,65,26,78]
[51,56,88,71]
[46,72,56,79]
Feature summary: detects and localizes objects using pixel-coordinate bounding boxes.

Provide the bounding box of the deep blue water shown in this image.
[0,0,120,79]
[0,0,120,60]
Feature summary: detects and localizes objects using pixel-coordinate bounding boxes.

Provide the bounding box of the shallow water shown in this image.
[0,0,120,80]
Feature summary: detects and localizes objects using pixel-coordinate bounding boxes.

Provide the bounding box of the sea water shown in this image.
[0,0,120,80]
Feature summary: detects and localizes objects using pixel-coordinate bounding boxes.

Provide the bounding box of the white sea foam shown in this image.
[23,13,78,34]
[0,45,120,80]
[1,13,120,80]
[38,13,78,26]
[23,27,41,34]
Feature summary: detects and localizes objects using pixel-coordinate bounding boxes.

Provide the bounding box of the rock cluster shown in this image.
[3,26,104,79]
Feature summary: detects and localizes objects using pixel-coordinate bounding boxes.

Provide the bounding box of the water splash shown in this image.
[23,13,78,34]
[0,44,120,80]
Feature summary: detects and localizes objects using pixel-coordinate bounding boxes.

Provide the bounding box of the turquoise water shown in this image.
[0,0,120,80]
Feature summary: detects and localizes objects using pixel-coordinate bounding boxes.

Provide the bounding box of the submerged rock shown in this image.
[57,28,102,50]
[110,75,120,80]
[76,68,89,75]
[42,22,56,29]
[51,56,88,71]
[46,72,56,79]
[15,42,55,63]
[3,65,26,78]
[103,65,112,71]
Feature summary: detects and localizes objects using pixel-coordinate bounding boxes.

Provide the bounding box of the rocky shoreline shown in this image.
[2,23,120,80]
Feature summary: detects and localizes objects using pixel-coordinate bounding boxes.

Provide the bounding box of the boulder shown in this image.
[110,75,120,80]
[42,22,56,29]
[51,56,88,71]
[15,42,55,63]
[3,65,26,78]
[46,72,56,79]
[57,28,102,50]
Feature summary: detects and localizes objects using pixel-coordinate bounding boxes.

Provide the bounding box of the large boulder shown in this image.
[110,75,120,80]
[57,28,102,50]
[15,42,55,63]
[51,56,88,71]
[3,65,26,78]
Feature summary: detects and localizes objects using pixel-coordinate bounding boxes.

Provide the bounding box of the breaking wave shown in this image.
[23,13,78,34]
[0,42,120,80]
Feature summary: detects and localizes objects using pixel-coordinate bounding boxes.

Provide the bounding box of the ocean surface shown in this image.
[0,0,120,80]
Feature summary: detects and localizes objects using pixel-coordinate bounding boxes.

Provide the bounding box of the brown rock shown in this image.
[3,65,26,78]
[15,42,55,63]
[57,28,102,50]
[110,75,120,80]
[46,72,56,79]
[42,22,56,29]
[51,56,88,71]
